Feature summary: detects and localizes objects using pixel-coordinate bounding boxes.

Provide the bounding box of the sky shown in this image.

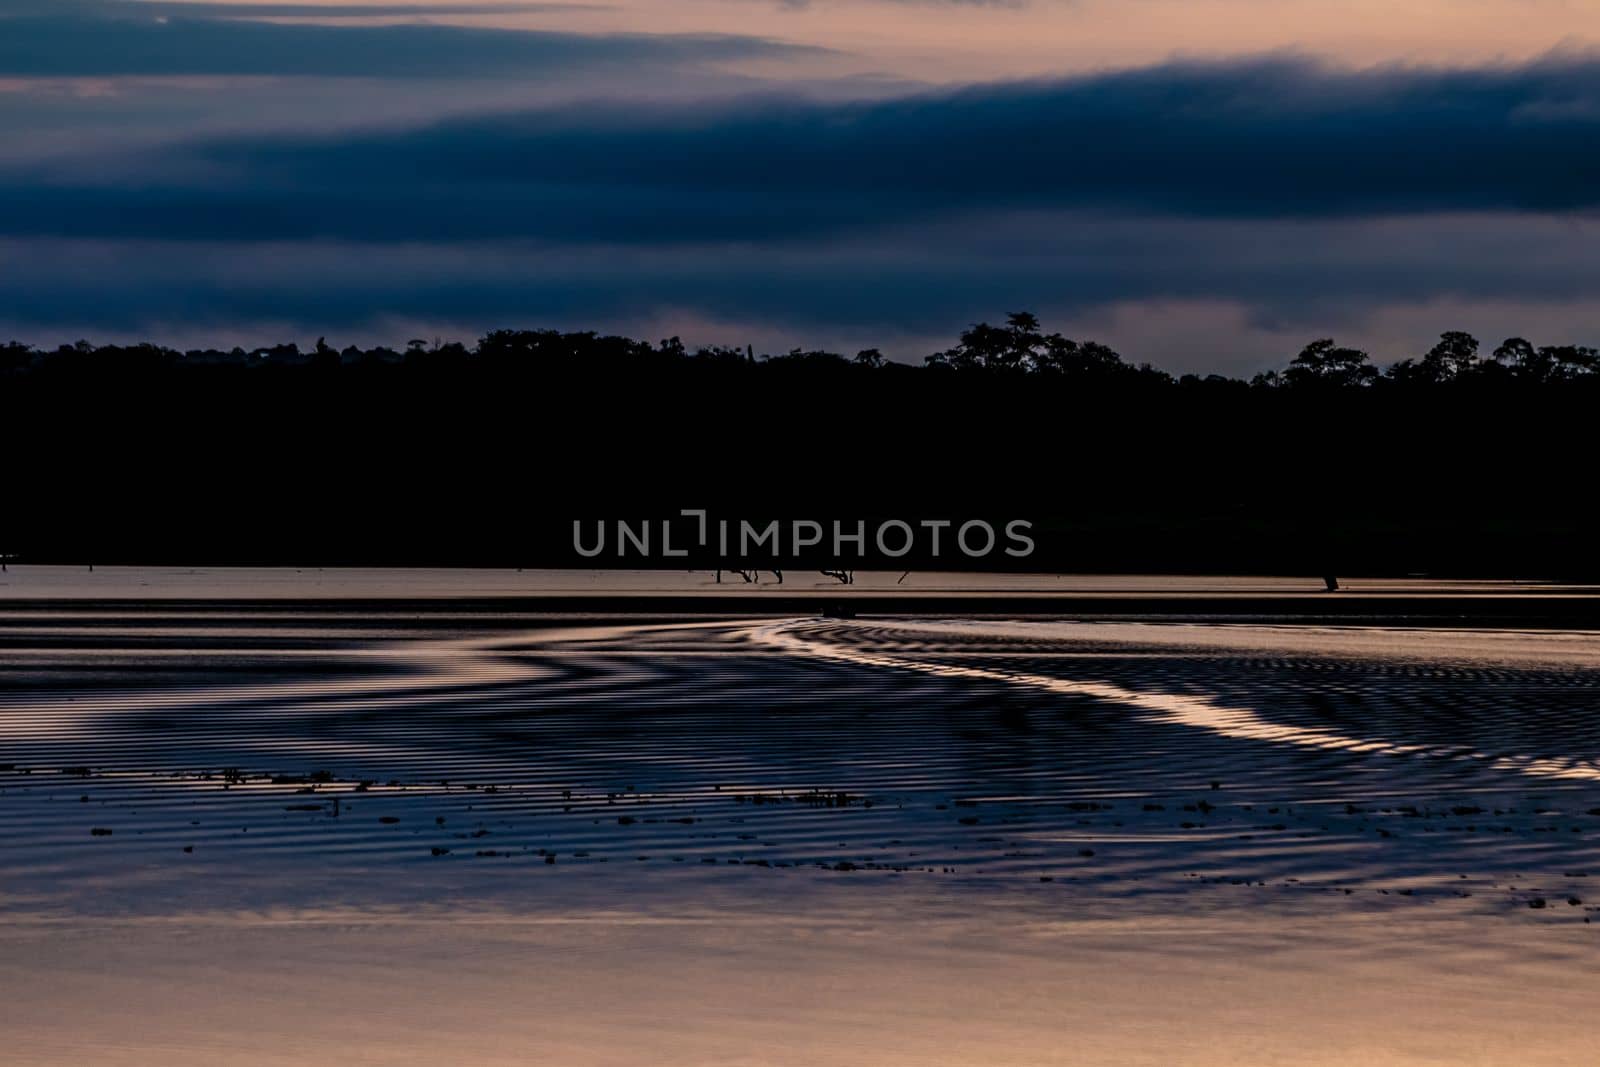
[3,0,1600,372]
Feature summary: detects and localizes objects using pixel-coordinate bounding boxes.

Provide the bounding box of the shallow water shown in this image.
[4,605,1600,1063]
[0,565,1590,599]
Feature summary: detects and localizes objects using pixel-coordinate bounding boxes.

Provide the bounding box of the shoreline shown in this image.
[3,567,1599,625]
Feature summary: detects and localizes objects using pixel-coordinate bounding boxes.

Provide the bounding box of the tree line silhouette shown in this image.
[3,313,1597,576]
[3,312,1595,389]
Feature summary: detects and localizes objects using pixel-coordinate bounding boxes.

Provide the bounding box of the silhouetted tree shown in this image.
[928,312,1042,372]
[312,336,339,369]
[1539,345,1599,382]
[1389,331,1480,385]
[0,341,33,376]
[1424,330,1480,381]
[1492,337,1541,380]
[1282,339,1378,388]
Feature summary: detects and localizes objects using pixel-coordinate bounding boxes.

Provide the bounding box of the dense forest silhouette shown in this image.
[3,313,1596,576]
[5,312,1595,388]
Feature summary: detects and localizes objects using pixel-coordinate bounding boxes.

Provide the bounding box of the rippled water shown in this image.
[8,604,1600,1065]
[5,608,1600,921]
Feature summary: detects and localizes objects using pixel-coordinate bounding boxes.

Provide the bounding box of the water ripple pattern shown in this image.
[4,609,1600,922]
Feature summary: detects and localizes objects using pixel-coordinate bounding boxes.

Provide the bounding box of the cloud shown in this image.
[4,54,1600,243]
[129,3,601,16]
[6,53,1600,369]
[0,1,594,15]
[2,211,1598,371]
[0,4,814,79]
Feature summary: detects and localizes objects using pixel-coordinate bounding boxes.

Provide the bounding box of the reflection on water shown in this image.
[7,604,1600,1065]
[3,608,1600,922]
[758,618,1600,782]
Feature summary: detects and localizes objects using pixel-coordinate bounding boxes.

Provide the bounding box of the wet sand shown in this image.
[3,591,1600,1063]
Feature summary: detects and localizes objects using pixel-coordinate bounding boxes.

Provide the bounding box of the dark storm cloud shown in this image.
[5,212,1600,338]
[4,55,1600,242]
[0,5,809,79]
